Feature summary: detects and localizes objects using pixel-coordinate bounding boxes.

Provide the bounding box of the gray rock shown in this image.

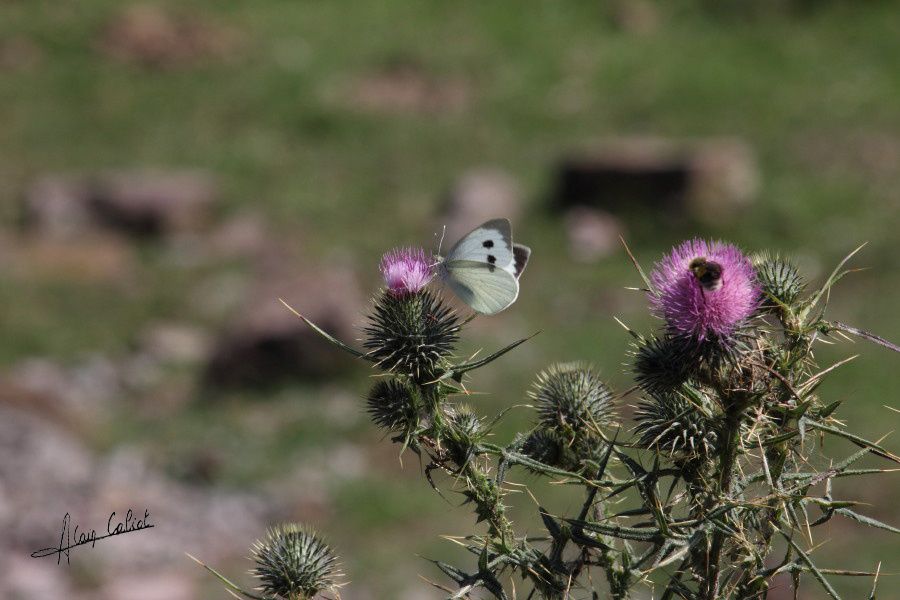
[90,170,218,236]
[138,322,211,366]
[564,207,624,263]
[205,264,363,386]
[440,169,522,242]
[23,169,220,238]
[23,174,94,239]
[553,137,757,223]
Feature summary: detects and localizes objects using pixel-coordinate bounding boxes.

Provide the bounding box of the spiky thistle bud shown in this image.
[516,427,588,473]
[366,377,420,433]
[753,253,805,310]
[633,392,719,459]
[251,524,343,600]
[363,289,459,380]
[530,363,616,438]
[632,334,697,394]
[443,404,485,467]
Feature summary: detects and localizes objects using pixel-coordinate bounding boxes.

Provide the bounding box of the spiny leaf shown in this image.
[446,332,539,378]
[806,420,900,464]
[782,534,842,600]
[187,554,267,600]
[834,508,900,534]
[280,298,375,362]
[828,321,900,354]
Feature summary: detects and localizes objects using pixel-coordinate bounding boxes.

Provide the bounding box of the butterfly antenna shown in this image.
[436,225,446,256]
[429,225,447,270]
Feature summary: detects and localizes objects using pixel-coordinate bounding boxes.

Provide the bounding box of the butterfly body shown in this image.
[436,218,531,315]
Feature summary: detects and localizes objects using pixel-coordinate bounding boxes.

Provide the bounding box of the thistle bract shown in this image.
[633,391,719,459]
[251,524,342,600]
[632,333,697,394]
[363,289,459,380]
[754,253,805,309]
[366,378,419,433]
[649,239,760,341]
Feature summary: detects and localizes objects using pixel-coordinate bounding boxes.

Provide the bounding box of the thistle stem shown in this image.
[702,399,745,600]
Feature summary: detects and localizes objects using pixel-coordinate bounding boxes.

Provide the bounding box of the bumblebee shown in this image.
[689,257,723,292]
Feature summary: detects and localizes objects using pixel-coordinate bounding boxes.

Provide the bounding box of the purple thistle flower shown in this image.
[649,239,760,341]
[380,247,433,296]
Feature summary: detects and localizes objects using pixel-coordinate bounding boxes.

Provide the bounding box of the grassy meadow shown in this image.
[2,1,900,597]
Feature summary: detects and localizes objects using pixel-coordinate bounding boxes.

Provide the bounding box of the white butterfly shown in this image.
[436,218,531,315]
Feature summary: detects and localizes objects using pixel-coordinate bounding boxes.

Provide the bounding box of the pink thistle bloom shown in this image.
[380,247,433,296]
[649,239,760,340]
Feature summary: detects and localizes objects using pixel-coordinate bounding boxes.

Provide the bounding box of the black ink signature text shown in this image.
[31,509,154,564]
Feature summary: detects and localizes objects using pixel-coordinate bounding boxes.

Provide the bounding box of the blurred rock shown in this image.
[5,355,122,428]
[553,137,758,224]
[609,0,661,35]
[3,234,136,283]
[96,572,196,600]
[23,169,219,239]
[688,140,759,224]
[99,4,241,69]
[205,265,363,387]
[350,61,470,114]
[0,406,267,597]
[0,406,95,548]
[90,170,218,237]
[23,174,94,239]
[564,207,624,263]
[0,35,42,71]
[440,169,523,242]
[208,212,272,260]
[138,322,211,366]
[2,556,74,599]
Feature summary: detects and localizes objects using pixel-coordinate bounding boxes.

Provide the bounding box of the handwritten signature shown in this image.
[31,509,154,564]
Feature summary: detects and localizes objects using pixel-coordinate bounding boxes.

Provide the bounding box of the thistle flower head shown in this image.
[251,524,342,600]
[380,246,433,296]
[649,239,760,341]
[530,363,616,436]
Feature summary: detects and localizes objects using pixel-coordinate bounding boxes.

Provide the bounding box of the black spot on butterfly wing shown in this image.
[512,244,531,279]
[487,254,497,264]
[483,240,494,248]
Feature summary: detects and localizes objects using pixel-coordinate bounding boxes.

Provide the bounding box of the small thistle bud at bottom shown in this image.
[363,289,460,380]
[251,524,342,600]
[530,363,616,436]
[634,392,719,459]
[366,378,419,433]
[753,253,805,309]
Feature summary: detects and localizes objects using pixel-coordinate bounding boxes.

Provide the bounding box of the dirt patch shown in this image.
[98,4,242,69]
[349,62,470,114]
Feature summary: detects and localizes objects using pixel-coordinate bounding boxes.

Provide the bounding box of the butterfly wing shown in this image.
[445,218,515,274]
[512,244,531,279]
[442,260,520,315]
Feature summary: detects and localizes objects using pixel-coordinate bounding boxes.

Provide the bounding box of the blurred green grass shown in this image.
[2,1,900,597]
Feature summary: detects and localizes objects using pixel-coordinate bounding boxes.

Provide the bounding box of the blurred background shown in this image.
[1,1,899,598]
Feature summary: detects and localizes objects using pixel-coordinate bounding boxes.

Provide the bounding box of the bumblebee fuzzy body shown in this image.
[689,257,723,292]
